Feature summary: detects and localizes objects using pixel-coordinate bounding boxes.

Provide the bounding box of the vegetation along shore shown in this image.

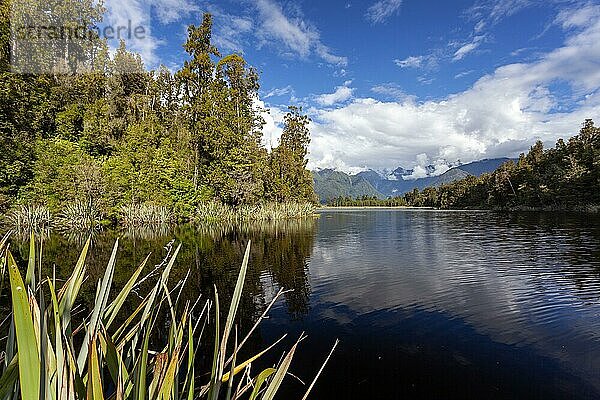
[0,8,317,231]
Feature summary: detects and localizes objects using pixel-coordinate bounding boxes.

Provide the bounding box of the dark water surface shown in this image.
[6,210,600,399]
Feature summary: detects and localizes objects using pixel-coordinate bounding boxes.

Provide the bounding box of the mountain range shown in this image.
[312,158,513,203]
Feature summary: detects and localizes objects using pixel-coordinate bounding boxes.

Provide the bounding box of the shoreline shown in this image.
[316,205,600,213]
[317,206,438,210]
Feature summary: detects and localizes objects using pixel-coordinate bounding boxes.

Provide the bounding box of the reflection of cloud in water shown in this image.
[308,210,600,390]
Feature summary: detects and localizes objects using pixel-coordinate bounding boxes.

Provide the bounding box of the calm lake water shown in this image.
[5,209,600,399]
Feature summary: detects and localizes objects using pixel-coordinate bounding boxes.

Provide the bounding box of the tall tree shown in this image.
[268,106,316,203]
[177,13,221,191]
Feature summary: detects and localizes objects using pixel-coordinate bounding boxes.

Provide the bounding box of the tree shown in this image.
[268,106,316,203]
[177,13,221,191]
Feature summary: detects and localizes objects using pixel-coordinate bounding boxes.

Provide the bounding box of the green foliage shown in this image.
[0,6,316,225]
[194,201,317,223]
[7,204,52,232]
[266,107,316,203]
[326,195,407,207]
[26,138,105,211]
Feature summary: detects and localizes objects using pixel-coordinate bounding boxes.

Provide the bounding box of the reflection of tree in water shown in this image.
[244,220,315,319]
[6,219,317,329]
[176,219,317,321]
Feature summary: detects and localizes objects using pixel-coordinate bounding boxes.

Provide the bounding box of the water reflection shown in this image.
[286,210,600,399]
[6,218,318,326]
[5,211,600,399]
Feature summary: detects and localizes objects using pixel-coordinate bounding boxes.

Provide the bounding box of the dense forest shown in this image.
[329,120,600,211]
[0,1,316,227]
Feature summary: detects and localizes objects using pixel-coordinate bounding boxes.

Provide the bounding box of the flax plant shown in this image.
[0,233,336,400]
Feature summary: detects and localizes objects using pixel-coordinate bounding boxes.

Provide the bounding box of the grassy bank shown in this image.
[4,201,318,232]
[0,233,336,399]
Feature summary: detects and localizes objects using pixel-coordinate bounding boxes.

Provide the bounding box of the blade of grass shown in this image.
[301,339,339,400]
[156,349,180,400]
[221,334,287,383]
[248,369,276,400]
[219,242,251,376]
[7,251,40,400]
[48,279,65,399]
[0,355,18,399]
[86,337,104,400]
[133,317,153,400]
[207,288,221,400]
[104,254,151,329]
[261,335,303,400]
[77,239,119,371]
[58,236,91,335]
[25,232,35,288]
[225,329,238,400]
[186,318,195,400]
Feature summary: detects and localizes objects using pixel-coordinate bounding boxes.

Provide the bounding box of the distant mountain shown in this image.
[313,158,514,203]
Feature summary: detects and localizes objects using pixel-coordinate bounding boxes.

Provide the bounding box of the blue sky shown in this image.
[105,0,600,174]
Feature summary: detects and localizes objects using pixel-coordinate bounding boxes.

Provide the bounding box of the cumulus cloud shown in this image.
[259,101,287,150]
[403,154,452,179]
[366,0,403,24]
[307,4,600,172]
[315,83,355,106]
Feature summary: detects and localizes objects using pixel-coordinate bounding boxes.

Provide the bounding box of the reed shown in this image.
[195,202,317,223]
[119,203,174,226]
[0,233,337,400]
[195,201,238,223]
[55,199,104,231]
[6,204,52,232]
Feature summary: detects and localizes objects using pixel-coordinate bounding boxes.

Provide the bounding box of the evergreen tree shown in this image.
[268,106,316,203]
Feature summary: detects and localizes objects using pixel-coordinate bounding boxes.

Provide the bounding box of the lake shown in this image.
[5,209,600,399]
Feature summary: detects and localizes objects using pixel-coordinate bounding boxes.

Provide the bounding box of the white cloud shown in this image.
[315,84,355,106]
[307,5,600,172]
[252,0,347,66]
[394,55,424,68]
[466,0,535,27]
[371,83,415,102]
[394,53,439,70]
[264,85,294,99]
[259,100,286,150]
[206,5,254,53]
[403,154,452,179]
[452,35,485,61]
[104,0,202,67]
[454,70,475,79]
[148,0,199,24]
[453,42,479,61]
[366,0,403,24]
[104,0,160,67]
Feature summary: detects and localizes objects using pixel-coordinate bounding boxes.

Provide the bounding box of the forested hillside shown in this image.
[404,120,600,211]
[0,3,316,224]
